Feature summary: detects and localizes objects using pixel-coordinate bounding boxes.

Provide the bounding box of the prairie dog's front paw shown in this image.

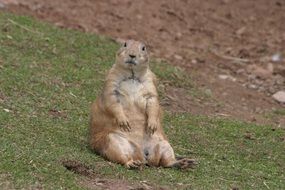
[146,119,158,135]
[116,115,131,132]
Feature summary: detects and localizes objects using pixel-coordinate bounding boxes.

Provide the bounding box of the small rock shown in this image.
[271,53,282,62]
[218,74,228,80]
[191,59,197,64]
[248,84,258,89]
[236,27,246,36]
[174,54,183,60]
[272,91,285,103]
[236,68,245,74]
[218,74,236,82]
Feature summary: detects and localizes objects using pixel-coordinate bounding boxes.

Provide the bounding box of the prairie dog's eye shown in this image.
[142,46,146,51]
[123,42,127,47]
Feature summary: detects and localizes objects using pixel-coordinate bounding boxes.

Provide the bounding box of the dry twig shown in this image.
[8,18,43,35]
[210,48,250,63]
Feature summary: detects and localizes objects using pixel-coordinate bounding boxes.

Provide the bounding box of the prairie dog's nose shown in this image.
[129,54,136,59]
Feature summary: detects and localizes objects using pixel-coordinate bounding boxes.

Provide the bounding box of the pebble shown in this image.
[174,54,183,60]
[191,59,197,64]
[236,27,246,36]
[236,68,245,74]
[271,53,282,62]
[272,91,285,103]
[219,74,229,80]
[248,84,258,89]
[218,74,236,82]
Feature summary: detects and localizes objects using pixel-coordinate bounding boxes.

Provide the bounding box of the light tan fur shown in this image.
[89,40,195,169]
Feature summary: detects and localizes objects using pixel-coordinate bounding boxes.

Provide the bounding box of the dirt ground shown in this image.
[62,159,169,190]
[1,1,284,123]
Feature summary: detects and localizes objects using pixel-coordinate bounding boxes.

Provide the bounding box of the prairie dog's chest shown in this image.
[118,79,146,100]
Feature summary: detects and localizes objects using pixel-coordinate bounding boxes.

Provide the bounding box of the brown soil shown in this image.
[62,159,94,177]
[1,0,284,126]
[0,174,14,189]
[61,159,167,190]
[48,109,67,119]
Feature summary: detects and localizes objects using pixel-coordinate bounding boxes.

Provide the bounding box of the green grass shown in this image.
[0,12,284,189]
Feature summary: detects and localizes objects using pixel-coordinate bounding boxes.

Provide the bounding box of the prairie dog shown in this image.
[89,40,195,168]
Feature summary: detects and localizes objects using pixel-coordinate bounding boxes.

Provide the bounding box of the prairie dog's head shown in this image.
[116,40,149,70]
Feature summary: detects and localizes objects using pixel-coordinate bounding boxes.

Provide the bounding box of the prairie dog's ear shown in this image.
[116,40,127,56]
[119,41,127,48]
[142,41,152,52]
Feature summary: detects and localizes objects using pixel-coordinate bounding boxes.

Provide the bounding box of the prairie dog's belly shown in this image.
[117,79,148,142]
[117,79,148,111]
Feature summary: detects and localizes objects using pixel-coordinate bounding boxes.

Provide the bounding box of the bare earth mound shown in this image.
[2,0,284,125]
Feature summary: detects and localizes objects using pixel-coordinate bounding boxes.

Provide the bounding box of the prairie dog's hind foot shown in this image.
[172,158,197,169]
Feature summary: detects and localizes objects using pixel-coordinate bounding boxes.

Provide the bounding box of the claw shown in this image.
[125,160,143,170]
[117,118,131,132]
[146,121,158,136]
[177,158,197,169]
